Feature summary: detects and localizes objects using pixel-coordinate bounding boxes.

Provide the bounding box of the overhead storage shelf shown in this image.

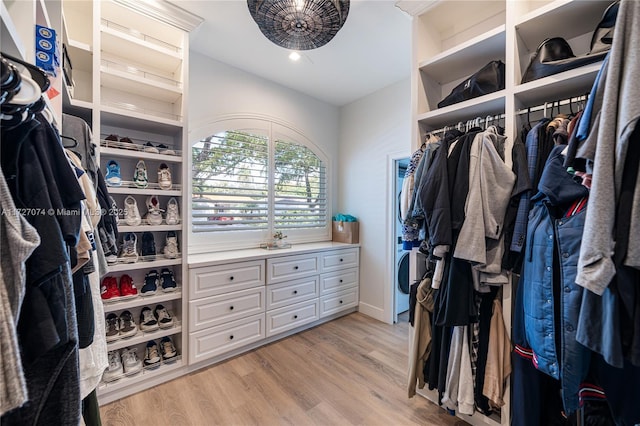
[101,104,183,133]
[417,91,505,130]
[101,61,182,103]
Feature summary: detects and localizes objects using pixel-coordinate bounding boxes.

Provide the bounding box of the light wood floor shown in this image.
[100,312,469,426]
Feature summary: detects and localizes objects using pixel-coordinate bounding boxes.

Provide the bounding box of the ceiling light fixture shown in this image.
[289,51,301,61]
[247,0,350,51]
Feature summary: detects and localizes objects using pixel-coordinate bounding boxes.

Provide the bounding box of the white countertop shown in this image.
[188,241,360,269]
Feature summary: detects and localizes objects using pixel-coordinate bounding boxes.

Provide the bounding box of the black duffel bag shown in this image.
[437,60,505,109]
[521,0,619,83]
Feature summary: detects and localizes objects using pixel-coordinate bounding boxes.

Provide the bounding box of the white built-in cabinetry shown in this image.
[396,0,614,424]
[188,244,360,367]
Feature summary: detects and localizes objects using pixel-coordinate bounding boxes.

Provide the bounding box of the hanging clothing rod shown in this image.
[514,94,589,116]
[428,113,506,136]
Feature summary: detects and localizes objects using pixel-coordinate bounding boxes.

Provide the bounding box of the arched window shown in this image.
[190,118,329,252]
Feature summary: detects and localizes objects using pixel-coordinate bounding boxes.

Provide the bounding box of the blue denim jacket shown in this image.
[521,146,590,414]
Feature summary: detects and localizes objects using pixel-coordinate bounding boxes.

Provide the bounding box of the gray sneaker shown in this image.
[118,233,138,263]
[105,313,119,342]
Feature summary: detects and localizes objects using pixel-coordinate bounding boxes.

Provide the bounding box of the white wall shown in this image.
[188,52,340,250]
[338,78,411,323]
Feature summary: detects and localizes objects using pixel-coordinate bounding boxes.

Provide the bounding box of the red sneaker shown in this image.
[101,277,120,300]
[120,274,138,298]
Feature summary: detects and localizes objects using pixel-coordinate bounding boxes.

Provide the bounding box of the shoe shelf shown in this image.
[106,322,182,352]
[107,186,182,196]
[102,289,182,313]
[108,258,182,273]
[101,104,183,132]
[101,19,182,75]
[97,356,183,394]
[101,62,182,104]
[118,224,182,233]
[100,146,183,163]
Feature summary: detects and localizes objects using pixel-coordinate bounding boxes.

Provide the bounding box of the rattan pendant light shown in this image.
[247,0,350,50]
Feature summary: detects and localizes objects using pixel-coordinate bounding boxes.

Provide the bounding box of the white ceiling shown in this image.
[172,0,412,106]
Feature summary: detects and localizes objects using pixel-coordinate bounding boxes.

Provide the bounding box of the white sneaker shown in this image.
[123,196,142,226]
[144,195,164,226]
[118,233,138,263]
[133,160,148,188]
[103,350,123,382]
[163,231,179,259]
[121,348,143,375]
[165,198,180,225]
[158,163,172,190]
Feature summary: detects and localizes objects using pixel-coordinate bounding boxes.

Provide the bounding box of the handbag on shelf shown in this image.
[437,60,505,109]
[521,0,619,83]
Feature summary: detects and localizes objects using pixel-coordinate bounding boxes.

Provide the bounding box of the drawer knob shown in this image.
[339,279,343,283]
[229,306,234,311]
[294,266,299,270]
[229,335,234,340]
[293,315,298,319]
[293,290,298,295]
[340,258,343,262]
[229,276,234,281]
[339,300,343,304]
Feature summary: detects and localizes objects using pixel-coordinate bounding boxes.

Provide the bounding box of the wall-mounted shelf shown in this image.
[101,64,182,103]
[106,323,182,352]
[103,290,183,314]
[100,146,183,163]
[101,104,183,133]
[417,91,505,130]
[108,258,182,273]
[117,225,183,233]
[106,187,182,196]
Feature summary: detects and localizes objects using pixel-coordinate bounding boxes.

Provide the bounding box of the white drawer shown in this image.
[319,267,358,295]
[320,248,359,273]
[190,260,264,299]
[265,299,319,337]
[189,287,265,332]
[266,276,319,310]
[189,313,265,364]
[320,287,358,318]
[266,253,319,284]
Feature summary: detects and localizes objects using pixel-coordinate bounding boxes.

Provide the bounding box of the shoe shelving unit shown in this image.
[54,0,201,405]
[395,0,613,424]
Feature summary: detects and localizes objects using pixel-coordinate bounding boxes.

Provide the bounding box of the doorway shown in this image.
[393,157,410,322]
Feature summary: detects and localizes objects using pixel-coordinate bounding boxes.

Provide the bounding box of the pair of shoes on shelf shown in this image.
[144,337,177,368]
[144,142,176,156]
[103,347,143,382]
[105,134,135,150]
[141,269,178,296]
[134,161,173,190]
[139,304,174,331]
[126,196,180,226]
[105,310,138,342]
[101,275,138,300]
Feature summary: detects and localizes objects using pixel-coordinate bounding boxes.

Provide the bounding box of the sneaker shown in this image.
[105,313,120,342]
[121,347,143,375]
[144,195,164,226]
[141,232,156,261]
[99,227,118,264]
[160,336,177,360]
[154,304,174,329]
[101,276,120,300]
[105,160,122,187]
[141,270,159,296]
[119,137,136,150]
[119,233,138,263]
[103,350,123,382]
[139,307,159,331]
[160,268,177,292]
[163,231,179,259]
[144,142,159,154]
[133,160,148,189]
[165,197,180,225]
[157,163,172,190]
[119,274,138,298]
[110,196,119,225]
[143,340,161,368]
[123,196,142,226]
[104,134,119,145]
[118,310,138,338]
[157,144,176,155]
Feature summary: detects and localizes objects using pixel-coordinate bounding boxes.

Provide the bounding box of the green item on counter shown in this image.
[332,214,357,222]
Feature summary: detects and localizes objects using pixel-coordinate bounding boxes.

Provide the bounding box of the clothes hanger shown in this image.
[61,134,78,148]
[0,52,50,92]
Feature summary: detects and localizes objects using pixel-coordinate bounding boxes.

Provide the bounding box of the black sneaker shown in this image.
[139,307,159,331]
[141,270,159,296]
[141,232,156,261]
[160,268,177,292]
[160,336,177,360]
[105,313,119,342]
[154,304,174,329]
[144,340,161,368]
[118,310,138,338]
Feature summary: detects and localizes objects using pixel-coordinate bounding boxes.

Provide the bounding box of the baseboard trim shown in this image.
[358,302,386,322]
